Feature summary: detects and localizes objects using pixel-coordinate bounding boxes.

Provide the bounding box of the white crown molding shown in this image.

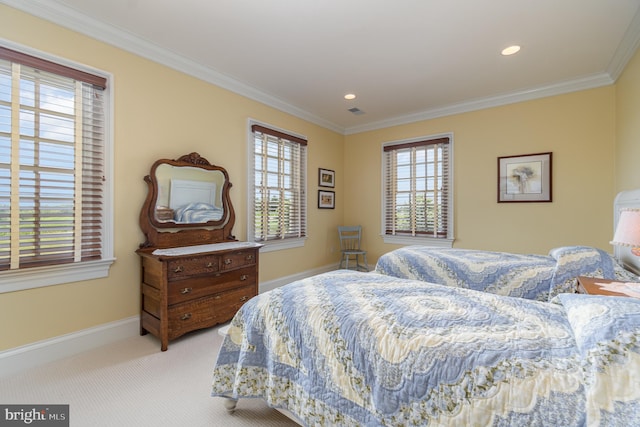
[1,0,345,134]
[607,6,640,80]
[4,0,639,137]
[344,73,614,135]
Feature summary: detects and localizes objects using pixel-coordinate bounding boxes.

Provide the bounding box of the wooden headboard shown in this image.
[613,189,640,275]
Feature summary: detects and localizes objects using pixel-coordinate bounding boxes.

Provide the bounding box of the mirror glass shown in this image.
[154,164,226,224]
[140,152,235,235]
[139,152,236,248]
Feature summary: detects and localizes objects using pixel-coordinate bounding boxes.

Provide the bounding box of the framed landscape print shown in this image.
[318,190,335,209]
[498,152,552,203]
[319,168,335,188]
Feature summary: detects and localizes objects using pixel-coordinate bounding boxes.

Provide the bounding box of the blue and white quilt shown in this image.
[374,245,638,301]
[173,202,223,223]
[211,270,640,426]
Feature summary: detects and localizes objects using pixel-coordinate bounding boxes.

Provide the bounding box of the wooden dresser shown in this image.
[137,242,260,351]
[136,152,259,351]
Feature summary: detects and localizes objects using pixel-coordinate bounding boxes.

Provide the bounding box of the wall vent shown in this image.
[348,107,365,115]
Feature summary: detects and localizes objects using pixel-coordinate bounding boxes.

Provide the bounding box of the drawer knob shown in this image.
[214,295,222,300]
[224,259,232,265]
[246,254,254,260]
[180,313,192,321]
[180,287,192,294]
[206,262,214,268]
[240,274,248,281]
[173,265,184,273]
[240,296,249,302]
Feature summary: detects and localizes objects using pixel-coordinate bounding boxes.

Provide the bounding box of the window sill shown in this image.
[0,258,116,293]
[382,235,454,248]
[255,237,306,253]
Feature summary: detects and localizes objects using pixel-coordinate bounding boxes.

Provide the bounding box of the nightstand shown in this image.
[576,276,639,297]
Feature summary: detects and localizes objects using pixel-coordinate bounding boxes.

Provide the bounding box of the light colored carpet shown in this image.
[0,325,299,427]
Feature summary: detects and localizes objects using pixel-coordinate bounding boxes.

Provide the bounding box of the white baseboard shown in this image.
[0,264,340,378]
[258,264,338,293]
[0,316,139,378]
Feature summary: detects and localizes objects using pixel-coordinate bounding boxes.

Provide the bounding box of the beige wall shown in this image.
[345,87,617,259]
[615,46,640,192]
[1,4,638,352]
[0,6,344,350]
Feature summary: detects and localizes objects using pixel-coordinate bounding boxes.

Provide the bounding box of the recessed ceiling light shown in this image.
[344,93,356,100]
[501,45,521,56]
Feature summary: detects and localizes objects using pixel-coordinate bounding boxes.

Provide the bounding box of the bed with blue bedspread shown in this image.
[173,202,223,223]
[211,270,640,426]
[374,245,637,301]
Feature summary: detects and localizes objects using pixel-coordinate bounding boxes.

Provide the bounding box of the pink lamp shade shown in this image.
[611,208,640,256]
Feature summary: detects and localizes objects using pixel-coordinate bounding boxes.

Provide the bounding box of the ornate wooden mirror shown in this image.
[138,152,236,248]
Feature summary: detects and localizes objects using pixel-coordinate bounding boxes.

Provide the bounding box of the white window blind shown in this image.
[0,46,107,273]
[383,137,451,238]
[251,124,307,243]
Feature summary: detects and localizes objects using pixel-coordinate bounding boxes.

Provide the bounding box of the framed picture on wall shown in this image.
[319,168,335,188]
[498,152,552,202]
[318,190,335,209]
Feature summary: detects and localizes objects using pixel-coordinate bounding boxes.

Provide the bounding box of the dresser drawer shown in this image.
[221,249,257,271]
[167,285,256,339]
[167,265,257,304]
[168,296,218,339]
[167,255,220,279]
[213,285,257,321]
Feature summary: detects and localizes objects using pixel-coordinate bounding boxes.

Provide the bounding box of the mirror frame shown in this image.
[139,152,236,249]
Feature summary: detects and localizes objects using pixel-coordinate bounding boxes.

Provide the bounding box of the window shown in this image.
[382,134,453,247]
[249,122,307,251]
[0,45,113,292]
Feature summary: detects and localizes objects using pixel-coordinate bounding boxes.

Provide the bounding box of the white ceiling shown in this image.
[6,0,640,134]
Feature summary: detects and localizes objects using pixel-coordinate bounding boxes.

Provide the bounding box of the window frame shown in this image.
[0,41,114,293]
[381,133,454,248]
[247,119,307,253]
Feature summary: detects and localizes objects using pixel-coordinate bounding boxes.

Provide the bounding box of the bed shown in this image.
[169,179,223,223]
[210,189,640,425]
[211,269,640,426]
[374,189,640,302]
[173,202,223,223]
[374,245,636,301]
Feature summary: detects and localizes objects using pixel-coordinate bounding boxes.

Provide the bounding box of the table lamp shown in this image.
[611,208,640,256]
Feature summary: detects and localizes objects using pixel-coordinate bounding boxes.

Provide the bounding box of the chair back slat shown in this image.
[338,226,362,251]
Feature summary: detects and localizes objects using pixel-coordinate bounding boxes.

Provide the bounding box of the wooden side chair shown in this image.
[338,225,369,271]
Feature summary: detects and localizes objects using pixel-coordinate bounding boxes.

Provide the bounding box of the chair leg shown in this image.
[361,253,369,271]
[341,254,370,271]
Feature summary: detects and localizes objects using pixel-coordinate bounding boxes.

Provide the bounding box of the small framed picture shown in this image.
[318,190,335,209]
[498,152,552,203]
[319,168,335,188]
